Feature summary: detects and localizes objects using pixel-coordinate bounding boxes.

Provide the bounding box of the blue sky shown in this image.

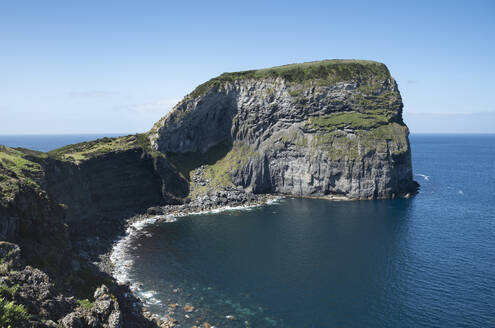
[1,0,494,134]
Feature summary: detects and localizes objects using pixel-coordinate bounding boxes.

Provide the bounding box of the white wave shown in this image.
[109,196,283,320]
[458,190,464,195]
[415,173,430,181]
[111,197,283,283]
[177,196,283,218]
[140,290,156,299]
[110,217,160,284]
[146,297,162,305]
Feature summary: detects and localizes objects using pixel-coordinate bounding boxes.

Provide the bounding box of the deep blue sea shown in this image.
[2,134,494,327]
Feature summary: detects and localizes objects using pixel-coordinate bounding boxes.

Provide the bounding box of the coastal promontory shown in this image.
[0,60,418,327]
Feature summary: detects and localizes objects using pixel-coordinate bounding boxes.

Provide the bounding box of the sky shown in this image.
[1,0,494,134]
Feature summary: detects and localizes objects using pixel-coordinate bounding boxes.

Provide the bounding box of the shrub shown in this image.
[77,299,94,310]
[0,297,29,327]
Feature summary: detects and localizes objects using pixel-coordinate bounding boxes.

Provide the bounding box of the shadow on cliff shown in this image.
[166,139,234,185]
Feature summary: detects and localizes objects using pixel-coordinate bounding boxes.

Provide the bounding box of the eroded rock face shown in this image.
[60,285,122,328]
[151,61,418,199]
[0,242,76,327]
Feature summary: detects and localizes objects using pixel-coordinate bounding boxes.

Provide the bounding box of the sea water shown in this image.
[4,134,494,327]
[0,134,126,152]
[114,134,495,328]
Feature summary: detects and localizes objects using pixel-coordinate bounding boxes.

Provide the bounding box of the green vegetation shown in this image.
[189,141,257,197]
[0,146,43,204]
[312,131,360,159]
[310,123,408,160]
[68,265,114,299]
[363,123,409,154]
[166,140,233,181]
[188,60,390,99]
[351,90,399,111]
[288,88,304,97]
[0,284,28,327]
[77,299,94,310]
[167,140,257,197]
[307,111,392,131]
[0,148,42,178]
[0,285,18,300]
[47,133,160,163]
[280,131,308,147]
[0,263,8,276]
[0,298,29,327]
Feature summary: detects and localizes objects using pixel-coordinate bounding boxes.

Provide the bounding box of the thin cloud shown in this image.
[68,90,118,98]
[114,99,181,115]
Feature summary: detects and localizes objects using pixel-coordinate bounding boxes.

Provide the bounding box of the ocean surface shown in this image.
[0,134,126,152]
[3,134,494,327]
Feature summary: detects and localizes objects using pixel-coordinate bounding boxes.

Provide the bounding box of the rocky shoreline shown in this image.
[101,189,280,328]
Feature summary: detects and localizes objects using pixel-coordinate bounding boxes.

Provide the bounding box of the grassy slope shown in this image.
[189,59,390,99]
[0,146,44,205]
[46,133,159,163]
[150,59,393,136]
[0,134,155,202]
[188,142,257,198]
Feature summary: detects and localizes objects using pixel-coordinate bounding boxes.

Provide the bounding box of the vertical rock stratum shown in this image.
[150,59,418,199]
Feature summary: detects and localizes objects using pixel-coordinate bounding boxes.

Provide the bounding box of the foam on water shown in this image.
[110,217,160,284]
[177,197,283,217]
[415,173,430,181]
[109,197,283,313]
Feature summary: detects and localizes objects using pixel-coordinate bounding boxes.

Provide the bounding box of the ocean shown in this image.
[2,134,494,327]
[0,134,126,152]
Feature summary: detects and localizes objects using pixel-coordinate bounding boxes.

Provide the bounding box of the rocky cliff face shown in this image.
[151,60,418,199]
[0,140,183,327]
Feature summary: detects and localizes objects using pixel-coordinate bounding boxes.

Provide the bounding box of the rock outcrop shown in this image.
[151,60,418,199]
[0,141,177,327]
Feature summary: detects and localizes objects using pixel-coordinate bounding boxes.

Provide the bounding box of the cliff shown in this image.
[0,140,183,327]
[150,60,418,199]
[0,59,418,327]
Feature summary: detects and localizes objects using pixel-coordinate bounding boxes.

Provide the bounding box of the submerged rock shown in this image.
[183,303,195,313]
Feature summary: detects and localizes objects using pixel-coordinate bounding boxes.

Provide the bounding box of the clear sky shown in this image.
[1,0,494,134]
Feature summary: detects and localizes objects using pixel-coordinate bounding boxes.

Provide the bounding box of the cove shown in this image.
[114,134,495,328]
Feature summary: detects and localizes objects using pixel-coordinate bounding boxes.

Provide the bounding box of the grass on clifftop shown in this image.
[47,133,159,163]
[188,59,391,99]
[0,146,43,204]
